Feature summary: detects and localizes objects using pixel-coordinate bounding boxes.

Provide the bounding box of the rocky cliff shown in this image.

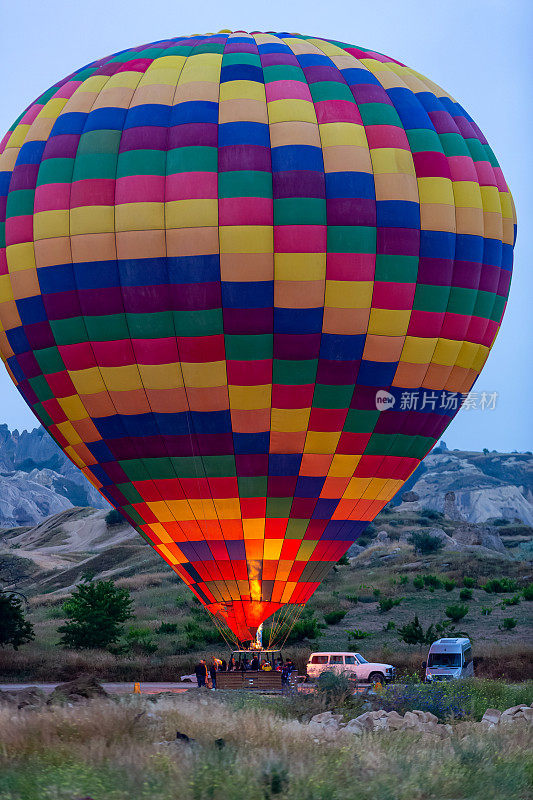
[0,425,531,528]
[0,425,107,527]
[396,449,533,525]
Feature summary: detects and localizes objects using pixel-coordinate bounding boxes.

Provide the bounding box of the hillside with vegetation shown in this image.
[1,495,531,682]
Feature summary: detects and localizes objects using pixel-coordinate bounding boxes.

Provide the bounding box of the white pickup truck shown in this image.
[306,651,395,684]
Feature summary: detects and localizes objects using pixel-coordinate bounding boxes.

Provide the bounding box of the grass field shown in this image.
[1,687,532,800]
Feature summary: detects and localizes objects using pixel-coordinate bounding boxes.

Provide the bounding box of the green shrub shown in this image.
[444,579,457,592]
[397,616,435,646]
[184,621,223,649]
[421,508,443,520]
[423,574,442,591]
[499,617,517,631]
[480,606,493,616]
[316,671,354,704]
[522,583,533,601]
[399,576,408,585]
[410,531,445,554]
[336,554,350,566]
[123,627,157,655]
[378,597,402,613]
[463,577,477,588]
[493,518,510,526]
[157,622,178,634]
[413,575,424,591]
[344,593,359,604]
[501,594,521,608]
[283,614,324,644]
[445,604,468,623]
[460,588,473,601]
[482,578,518,594]
[383,620,396,631]
[324,609,347,626]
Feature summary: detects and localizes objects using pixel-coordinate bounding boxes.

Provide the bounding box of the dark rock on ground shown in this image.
[47,676,108,704]
[0,686,46,708]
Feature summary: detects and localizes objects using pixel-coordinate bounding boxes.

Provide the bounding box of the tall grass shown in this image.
[0,694,531,800]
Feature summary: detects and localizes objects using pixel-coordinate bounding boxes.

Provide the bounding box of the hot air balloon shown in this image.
[0,31,516,645]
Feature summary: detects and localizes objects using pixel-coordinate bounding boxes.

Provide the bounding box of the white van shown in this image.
[423,638,474,682]
[306,651,395,684]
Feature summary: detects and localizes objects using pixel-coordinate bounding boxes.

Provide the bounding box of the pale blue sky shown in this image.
[0,0,531,451]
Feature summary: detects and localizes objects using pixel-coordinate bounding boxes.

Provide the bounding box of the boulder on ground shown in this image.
[47,676,108,704]
[454,524,507,553]
[343,718,363,734]
[310,711,339,724]
[0,689,18,706]
[0,687,46,709]
[501,704,530,717]
[480,708,501,727]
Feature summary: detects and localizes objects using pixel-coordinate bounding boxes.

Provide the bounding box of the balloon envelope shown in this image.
[0,32,516,641]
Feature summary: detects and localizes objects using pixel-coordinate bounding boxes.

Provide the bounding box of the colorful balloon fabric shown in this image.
[0,32,516,641]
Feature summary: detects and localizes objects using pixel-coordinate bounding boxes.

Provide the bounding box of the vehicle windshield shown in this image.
[428,652,461,668]
[354,653,368,663]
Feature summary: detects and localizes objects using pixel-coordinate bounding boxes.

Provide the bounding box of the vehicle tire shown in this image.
[368,672,385,685]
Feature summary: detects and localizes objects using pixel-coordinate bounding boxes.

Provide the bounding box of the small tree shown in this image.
[58,579,133,650]
[445,604,468,623]
[410,532,445,555]
[397,615,427,645]
[0,592,34,650]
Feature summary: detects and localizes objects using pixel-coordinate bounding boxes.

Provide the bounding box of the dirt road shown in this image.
[0,682,191,695]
